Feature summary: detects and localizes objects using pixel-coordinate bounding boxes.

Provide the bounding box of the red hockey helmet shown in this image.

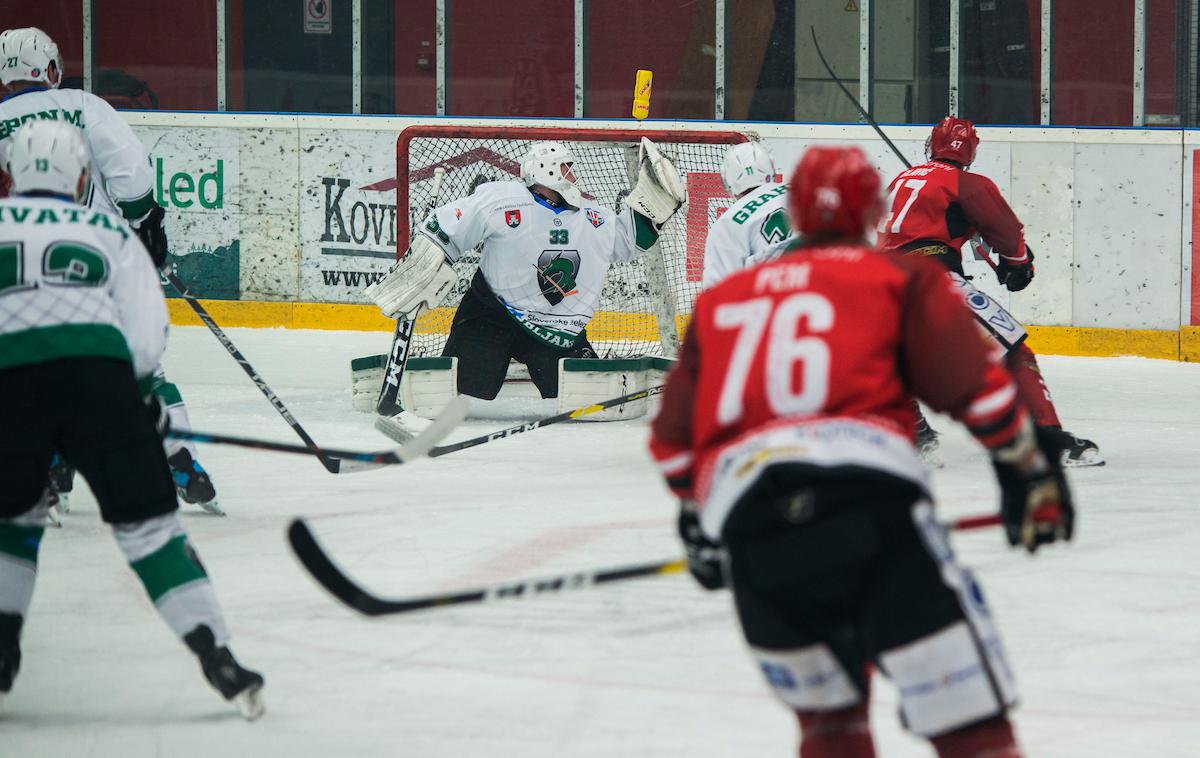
[787,145,882,239]
[926,116,979,166]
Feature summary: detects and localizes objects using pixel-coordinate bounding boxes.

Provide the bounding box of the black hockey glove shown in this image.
[995,245,1035,292]
[146,394,170,437]
[134,204,170,270]
[678,506,726,590]
[992,426,1074,553]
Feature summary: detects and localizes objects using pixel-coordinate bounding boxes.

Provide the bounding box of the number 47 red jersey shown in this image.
[649,242,1028,540]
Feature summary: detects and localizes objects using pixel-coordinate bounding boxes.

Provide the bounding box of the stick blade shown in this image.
[334,395,470,473]
[287,519,390,616]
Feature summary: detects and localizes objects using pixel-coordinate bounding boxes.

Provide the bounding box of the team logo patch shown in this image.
[585,209,604,228]
[535,249,581,306]
[504,209,521,228]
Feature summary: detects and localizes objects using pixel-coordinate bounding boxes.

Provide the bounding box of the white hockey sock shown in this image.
[113,513,230,646]
[0,501,49,618]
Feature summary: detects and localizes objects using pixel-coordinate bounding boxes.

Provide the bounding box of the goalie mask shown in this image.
[6,120,90,200]
[721,141,777,197]
[0,27,63,88]
[520,141,582,207]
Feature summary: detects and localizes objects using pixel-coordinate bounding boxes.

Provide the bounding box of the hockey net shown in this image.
[396,125,749,359]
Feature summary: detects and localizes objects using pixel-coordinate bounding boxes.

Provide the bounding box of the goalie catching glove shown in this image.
[624,137,687,225]
[365,235,458,319]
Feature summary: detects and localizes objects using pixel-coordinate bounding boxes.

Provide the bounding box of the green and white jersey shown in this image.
[0,196,167,381]
[0,87,157,223]
[420,181,657,349]
[701,184,793,289]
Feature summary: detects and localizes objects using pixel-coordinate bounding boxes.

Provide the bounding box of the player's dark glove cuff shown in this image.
[135,204,170,270]
[996,245,1035,292]
[992,427,1075,553]
[677,508,726,591]
[145,394,170,437]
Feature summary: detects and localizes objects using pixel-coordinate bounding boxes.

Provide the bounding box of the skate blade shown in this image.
[1063,449,1105,468]
[56,493,71,514]
[233,684,265,721]
[180,490,226,516]
[46,505,64,528]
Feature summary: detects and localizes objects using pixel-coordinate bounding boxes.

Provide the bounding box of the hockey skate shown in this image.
[47,455,74,514]
[0,613,22,701]
[184,625,264,721]
[168,449,224,515]
[1044,428,1105,467]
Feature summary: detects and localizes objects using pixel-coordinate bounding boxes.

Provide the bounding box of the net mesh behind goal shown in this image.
[396,126,748,358]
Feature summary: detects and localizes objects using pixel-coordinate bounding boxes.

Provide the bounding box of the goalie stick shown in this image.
[169,396,468,473]
[164,270,344,473]
[808,26,998,272]
[376,166,446,417]
[288,511,1006,617]
[415,385,666,457]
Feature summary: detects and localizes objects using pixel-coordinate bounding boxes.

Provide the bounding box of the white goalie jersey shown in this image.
[0,87,157,223]
[0,196,166,381]
[701,184,793,289]
[418,181,657,349]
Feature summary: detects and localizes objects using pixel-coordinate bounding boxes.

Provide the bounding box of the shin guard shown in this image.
[113,513,229,645]
[1005,344,1061,429]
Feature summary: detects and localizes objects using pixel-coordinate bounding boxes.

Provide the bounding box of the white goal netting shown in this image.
[396,126,748,358]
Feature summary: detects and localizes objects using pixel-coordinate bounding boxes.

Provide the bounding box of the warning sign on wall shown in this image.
[304,0,332,34]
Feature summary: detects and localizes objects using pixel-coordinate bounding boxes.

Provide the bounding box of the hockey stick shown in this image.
[808,26,998,272]
[288,511,1006,617]
[422,384,665,457]
[164,270,344,473]
[376,166,447,417]
[169,396,468,473]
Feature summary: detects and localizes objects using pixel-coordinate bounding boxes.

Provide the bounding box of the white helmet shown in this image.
[721,141,777,197]
[520,141,582,207]
[0,27,62,88]
[6,120,89,199]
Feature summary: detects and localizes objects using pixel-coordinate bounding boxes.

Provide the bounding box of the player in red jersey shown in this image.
[649,146,1074,758]
[878,116,1102,467]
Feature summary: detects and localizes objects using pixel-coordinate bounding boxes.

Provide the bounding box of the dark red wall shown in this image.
[448,0,573,117]
[7,1,83,81]
[94,0,217,110]
[1051,0,1177,125]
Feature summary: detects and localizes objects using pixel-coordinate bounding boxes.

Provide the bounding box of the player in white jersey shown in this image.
[700,141,793,289]
[0,121,263,718]
[367,138,687,403]
[0,27,218,512]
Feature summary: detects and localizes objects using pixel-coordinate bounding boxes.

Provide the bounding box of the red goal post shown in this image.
[395,124,750,359]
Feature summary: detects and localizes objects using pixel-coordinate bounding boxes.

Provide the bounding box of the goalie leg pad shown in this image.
[556,358,651,420]
[364,235,457,319]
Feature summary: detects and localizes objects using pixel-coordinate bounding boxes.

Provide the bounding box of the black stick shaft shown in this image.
[169,429,403,464]
[427,384,664,458]
[809,26,912,170]
[164,271,340,473]
[288,518,685,616]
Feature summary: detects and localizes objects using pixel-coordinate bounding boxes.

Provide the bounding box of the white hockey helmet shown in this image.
[0,27,63,88]
[721,141,777,197]
[520,141,582,207]
[6,120,90,199]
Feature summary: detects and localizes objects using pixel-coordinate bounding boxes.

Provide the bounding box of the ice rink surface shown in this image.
[5,326,1200,757]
